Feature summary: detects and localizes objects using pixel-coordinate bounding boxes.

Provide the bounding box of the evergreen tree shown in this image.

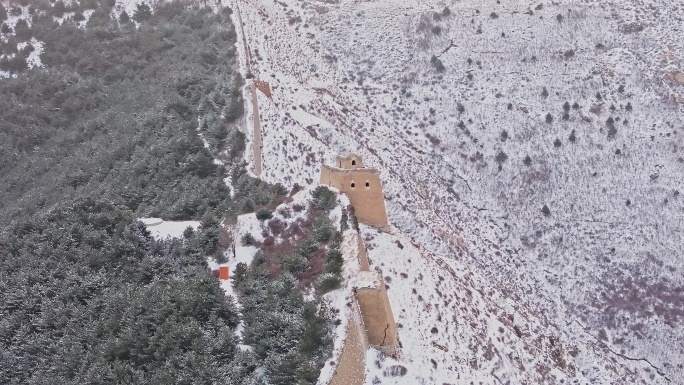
[133,3,152,22]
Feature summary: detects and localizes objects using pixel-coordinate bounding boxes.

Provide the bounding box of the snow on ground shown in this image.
[228,0,683,381]
[360,224,638,384]
[204,212,261,303]
[233,210,266,243]
[24,39,43,69]
[206,188,356,366]
[139,217,200,240]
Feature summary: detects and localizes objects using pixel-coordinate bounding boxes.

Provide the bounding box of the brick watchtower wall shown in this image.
[320,153,388,228]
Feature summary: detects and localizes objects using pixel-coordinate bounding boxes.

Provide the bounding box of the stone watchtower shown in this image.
[320,152,388,228]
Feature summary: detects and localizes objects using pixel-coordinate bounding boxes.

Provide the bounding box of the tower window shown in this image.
[351,182,355,188]
[365,181,370,187]
[351,160,356,166]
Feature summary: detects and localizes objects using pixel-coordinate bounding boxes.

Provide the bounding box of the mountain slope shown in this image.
[229,0,684,382]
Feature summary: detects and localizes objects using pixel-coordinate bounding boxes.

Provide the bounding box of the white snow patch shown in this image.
[139,218,200,240]
[234,212,265,243]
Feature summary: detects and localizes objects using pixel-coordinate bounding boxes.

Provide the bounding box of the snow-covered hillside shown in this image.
[228,0,683,382]
[361,224,644,384]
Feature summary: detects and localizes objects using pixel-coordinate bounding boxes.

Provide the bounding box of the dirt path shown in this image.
[329,304,367,385]
[233,0,262,176]
[251,84,262,176]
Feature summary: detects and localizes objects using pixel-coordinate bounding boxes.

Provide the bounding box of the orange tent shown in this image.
[219,266,229,280]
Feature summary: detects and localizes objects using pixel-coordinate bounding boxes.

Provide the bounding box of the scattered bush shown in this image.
[340,207,349,231]
[541,87,549,98]
[18,44,34,58]
[282,252,309,275]
[348,205,360,231]
[14,19,32,41]
[53,0,66,18]
[241,233,255,246]
[256,207,273,221]
[554,138,562,147]
[313,218,334,243]
[383,365,408,377]
[490,12,499,19]
[569,130,577,143]
[556,14,564,22]
[316,273,342,295]
[495,151,508,164]
[324,249,344,276]
[621,22,644,33]
[523,155,532,166]
[183,225,195,238]
[298,238,320,260]
[545,113,554,124]
[541,204,551,216]
[442,6,451,17]
[311,186,337,211]
[431,25,441,35]
[133,3,152,22]
[0,54,26,73]
[606,117,617,138]
[430,55,445,72]
[500,130,508,141]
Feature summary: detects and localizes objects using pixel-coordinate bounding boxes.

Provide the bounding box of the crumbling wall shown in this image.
[356,287,398,353]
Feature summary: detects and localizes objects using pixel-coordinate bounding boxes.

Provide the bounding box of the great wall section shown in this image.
[321,154,400,384]
[230,4,402,372]
[231,0,264,177]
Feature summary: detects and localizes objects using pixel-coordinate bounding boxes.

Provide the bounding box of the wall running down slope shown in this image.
[228,0,683,383]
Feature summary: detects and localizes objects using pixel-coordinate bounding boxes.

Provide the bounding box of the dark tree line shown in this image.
[0,199,240,384]
[0,2,332,384]
[0,2,250,224]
